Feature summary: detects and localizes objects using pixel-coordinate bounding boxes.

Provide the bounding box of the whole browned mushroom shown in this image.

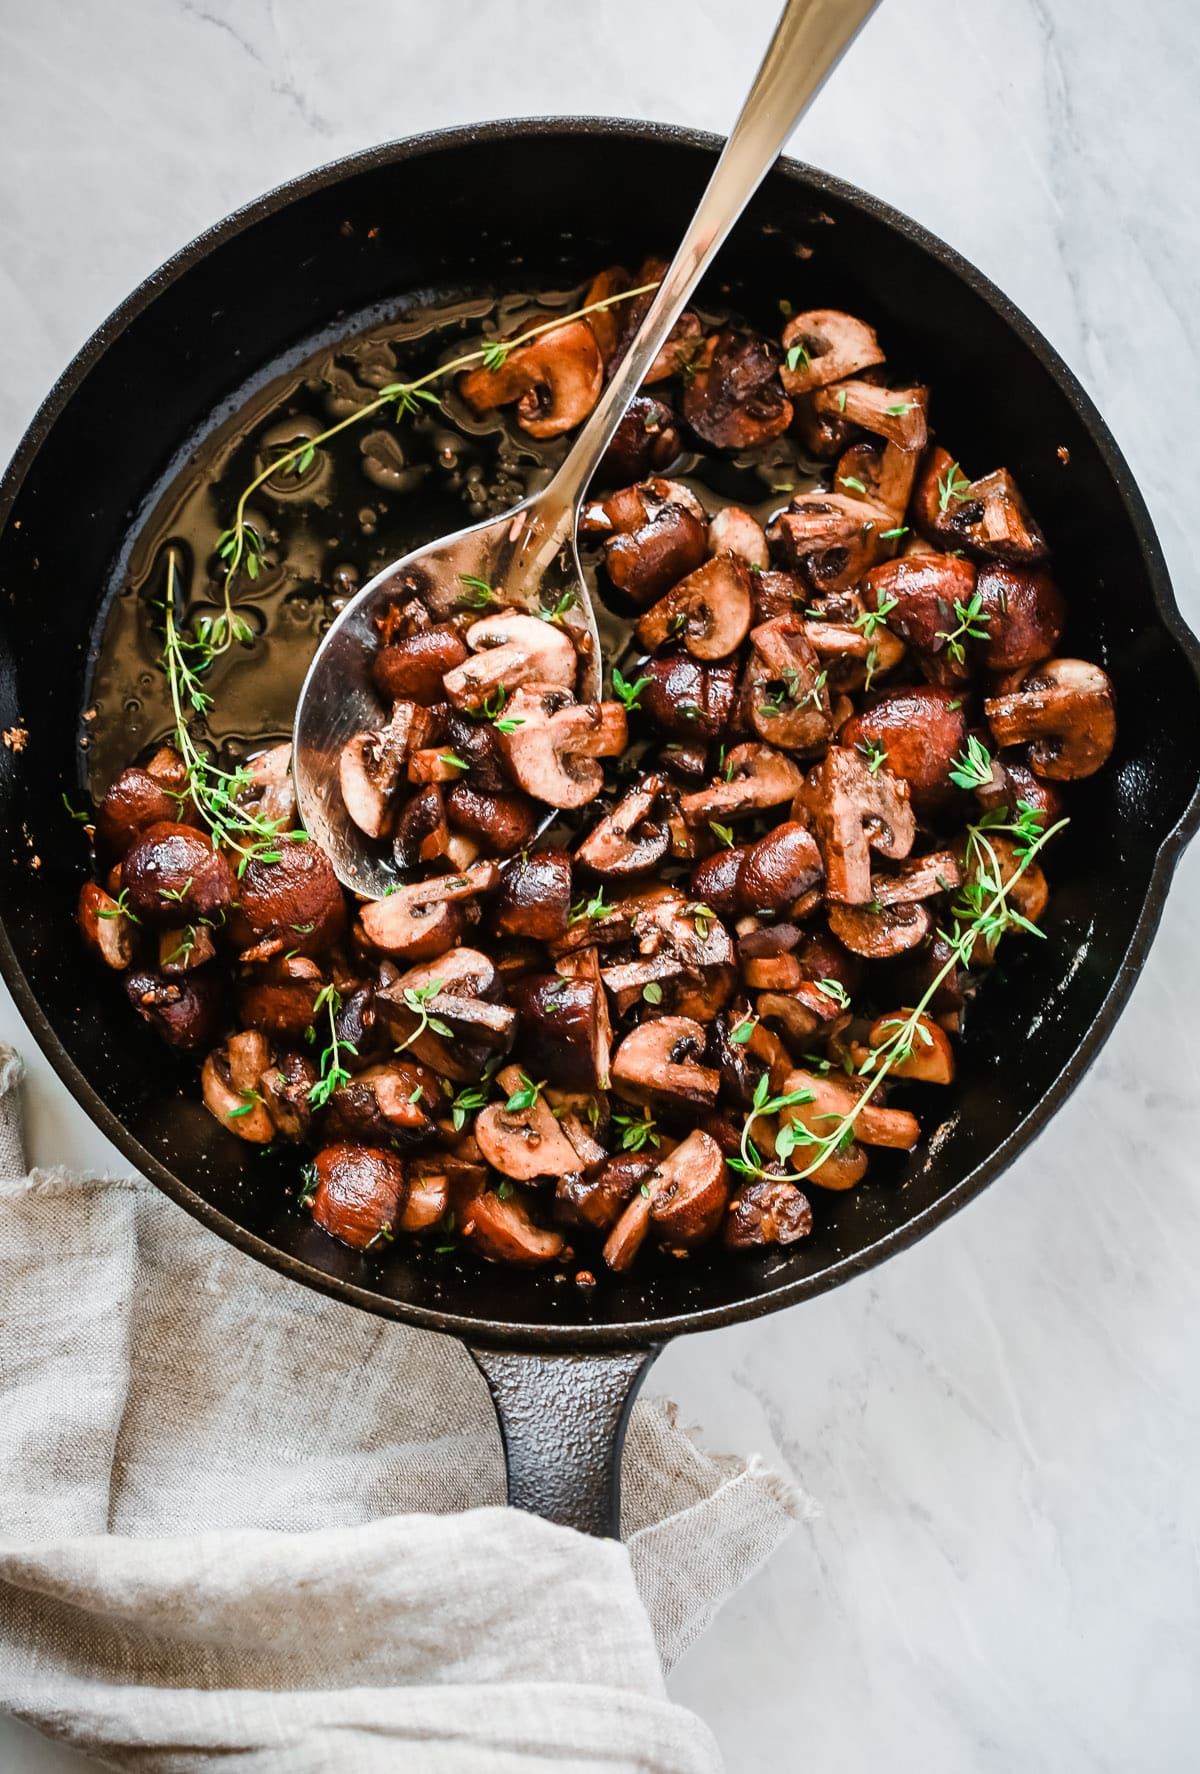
[495,849,573,941]
[511,968,612,1092]
[984,658,1115,780]
[737,822,823,915]
[77,881,136,969]
[690,843,750,918]
[474,1065,581,1181]
[861,552,978,682]
[122,822,235,929]
[779,309,886,395]
[202,1030,275,1143]
[681,330,793,449]
[638,655,737,741]
[839,685,969,819]
[96,755,189,858]
[611,1015,719,1111]
[442,610,577,712]
[973,564,1065,671]
[575,776,669,878]
[458,319,603,439]
[124,966,223,1052]
[499,686,626,810]
[228,838,346,961]
[309,1142,408,1251]
[798,746,916,904]
[636,556,753,661]
[724,1177,813,1248]
[373,626,468,703]
[590,479,708,607]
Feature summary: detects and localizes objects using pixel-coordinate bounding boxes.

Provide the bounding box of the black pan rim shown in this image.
[2,115,1198,1352]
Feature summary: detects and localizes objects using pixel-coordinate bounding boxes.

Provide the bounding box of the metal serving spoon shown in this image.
[294,0,879,896]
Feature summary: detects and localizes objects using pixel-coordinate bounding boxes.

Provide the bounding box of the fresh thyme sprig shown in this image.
[161,551,307,871]
[307,984,356,1108]
[935,589,990,663]
[611,666,653,713]
[208,280,660,656]
[394,978,452,1053]
[732,803,1067,1184]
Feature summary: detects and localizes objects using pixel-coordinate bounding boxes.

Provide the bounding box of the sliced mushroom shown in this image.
[634,893,737,972]
[602,1128,728,1268]
[495,848,573,941]
[260,1051,318,1142]
[122,822,235,929]
[681,329,792,449]
[834,437,919,525]
[800,617,906,694]
[461,1189,566,1266]
[708,505,769,569]
[392,785,452,869]
[339,702,432,839]
[639,655,737,741]
[323,1059,439,1145]
[974,749,1065,828]
[737,822,823,915]
[827,900,933,959]
[913,448,1048,563]
[399,1159,452,1233]
[984,658,1115,780]
[679,744,805,828]
[373,625,468,702]
[474,1065,581,1181]
[511,967,611,1092]
[556,1153,652,1234]
[637,555,753,661]
[239,742,298,831]
[357,859,498,957]
[499,685,627,810]
[611,1015,720,1111]
[158,922,217,974]
[600,953,687,1017]
[779,309,886,395]
[724,1177,813,1248]
[77,881,136,969]
[840,685,969,819]
[575,776,668,878]
[228,839,346,962]
[767,492,892,595]
[812,381,928,451]
[441,609,576,712]
[865,1012,954,1084]
[750,568,802,625]
[798,746,916,903]
[743,615,836,751]
[444,783,540,856]
[309,1143,408,1251]
[124,967,223,1052]
[202,1032,275,1143]
[458,319,603,438]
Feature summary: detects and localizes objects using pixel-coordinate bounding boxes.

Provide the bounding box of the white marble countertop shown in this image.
[2,0,1198,1767]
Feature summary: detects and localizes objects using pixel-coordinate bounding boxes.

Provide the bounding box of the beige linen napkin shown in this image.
[0,1047,806,1772]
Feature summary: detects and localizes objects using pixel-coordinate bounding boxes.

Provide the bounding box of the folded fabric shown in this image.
[0,1048,807,1771]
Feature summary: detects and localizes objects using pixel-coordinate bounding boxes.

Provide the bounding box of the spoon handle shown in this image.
[544,0,880,520]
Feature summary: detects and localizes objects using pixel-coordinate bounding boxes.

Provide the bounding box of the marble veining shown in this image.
[1,0,1198,1768]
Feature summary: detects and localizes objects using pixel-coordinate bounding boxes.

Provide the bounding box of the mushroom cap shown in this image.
[474,1065,583,1181]
[724,1177,813,1248]
[445,783,540,856]
[646,1128,729,1252]
[373,626,468,703]
[556,1154,653,1234]
[461,1189,566,1266]
[511,971,610,1093]
[122,822,235,929]
[679,744,805,828]
[458,319,603,439]
[96,764,186,859]
[737,823,823,914]
[227,838,346,960]
[865,1012,955,1084]
[767,492,892,596]
[237,954,324,1041]
[639,655,737,741]
[743,616,836,751]
[495,849,573,942]
[604,495,709,608]
[596,394,681,485]
[973,564,1065,671]
[861,553,978,679]
[682,329,792,450]
[690,844,750,918]
[322,1060,439,1146]
[827,899,933,959]
[310,1143,407,1251]
[839,684,969,819]
[124,966,224,1052]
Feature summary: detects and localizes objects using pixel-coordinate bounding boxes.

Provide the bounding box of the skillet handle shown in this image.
[466,1343,662,1537]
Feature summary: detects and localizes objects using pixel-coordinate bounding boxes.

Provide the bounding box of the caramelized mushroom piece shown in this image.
[309,1143,407,1251]
[743,615,836,750]
[122,822,235,929]
[461,1189,566,1266]
[495,849,572,941]
[637,556,753,661]
[575,776,669,878]
[610,1015,720,1111]
[596,394,681,484]
[682,329,792,449]
[357,859,498,957]
[260,1052,318,1142]
[444,783,539,856]
[724,1177,813,1248]
[373,625,468,702]
[442,610,576,712]
[812,381,928,451]
[474,1065,581,1181]
[861,553,978,682]
[398,1160,452,1233]
[973,564,1065,671]
[827,900,933,959]
[798,747,916,903]
[737,822,823,915]
[96,758,188,859]
[840,685,969,819]
[602,1128,728,1268]
[707,504,769,569]
[974,750,1065,827]
[340,702,433,839]
[240,743,297,831]
[690,843,750,918]
[380,944,516,1070]
[596,481,708,607]
[984,658,1115,780]
[680,744,805,828]
[228,838,346,960]
[124,966,223,1052]
[392,785,452,870]
[458,318,603,438]
[834,437,919,525]
[779,309,886,395]
[511,969,611,1092]
[767,492,891,595]
[158,922,217,974]
[913,448,1048,563]
[639,655,737,740]
[77,882,136,969]
[499,686,626,810]
[556,1154,653,1234]
[202,1031,275,1143]
[323,1059,439,1146]
[865,1012,954,1084]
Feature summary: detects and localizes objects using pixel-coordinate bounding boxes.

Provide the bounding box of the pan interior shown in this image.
[0,123,1196,1339]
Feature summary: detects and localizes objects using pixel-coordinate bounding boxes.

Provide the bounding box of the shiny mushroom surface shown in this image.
[74,271,1116,1281]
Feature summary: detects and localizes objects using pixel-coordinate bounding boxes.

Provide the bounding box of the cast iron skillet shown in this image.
[2,120,1198,1536]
